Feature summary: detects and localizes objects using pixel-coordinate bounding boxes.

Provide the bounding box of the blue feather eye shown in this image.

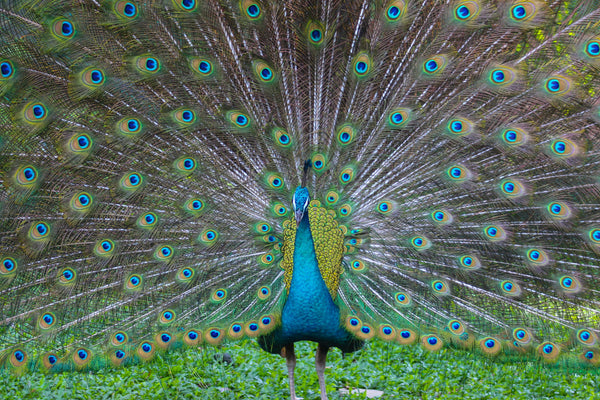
[499,127,527,147]
[190,58,214,77]
[125,274,143,290]
[459,254,481,270]
[172,109,197,125]
[227,111,251,129]
[306,21,325,45]
[183,329,201,346]
[174,156,197,175]
[350,260,366,272]
[512,327,532,345]
[550,138,577,158]
[526,248,548,265]
[336,124,356,146]
[353,52,372,77]
[509,1,540,23]
[258,252,274,266]
[546,201,571,220]
[257,285,271,300]
[537,341,560,361]
[241,0,261,19]
[184,198,205,216]
[588,228,600,245]
[431,280,449,295]
[394,292,411,306]
[159,310,176,325]
[14,165,39,187]
[80,67,105,88]
[431,209,452,224]
[376,200,394,215]
[499,178,525,198]
[94,239,115,257]
[175,0,197,11]
[1,257,17,275]
[272,127,292,148]
[448,319,466,335]
[576,329,597,346]
[38,312,56,330]
[488,66,517,88]
[585,40,600,58]
[120,172,144,192]
[446,165,470,182]
[421,334,443,351]
[58,267,77,285]
[252,60,275,83]
[154,245,173,261]
[339,166,356,185]
[0,60,14,79]
[479,337,502,356]
[544,76,571,96]
[453,1,479,21]
[500,280,521,296]
[388,108,410,128]
[446,117,473,136]
[52,18,75,39]
[422,55,447,75]
[410,235,431,250]
[558,275,581,293]
[385,1,406,22]
[115,1,139,19]
[483,225,506,241]
[70,191,93,212]
[28,222,50,242]
[135,56,160,74]
[117,117,142,137]
[137,212,158,229]
[199,229,219,245]
[23,102,48,123]
[265,173,284,189]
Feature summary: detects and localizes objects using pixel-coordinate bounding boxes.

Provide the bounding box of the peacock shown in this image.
[2,0,600,398]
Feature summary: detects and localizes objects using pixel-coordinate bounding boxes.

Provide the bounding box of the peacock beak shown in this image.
[295,210,304,227]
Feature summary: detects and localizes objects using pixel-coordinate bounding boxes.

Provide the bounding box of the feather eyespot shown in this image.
[190,58,214,77]
[1,257,17,275]
[446,117,473,136]
[500,280,521,296]
[483,225,506,241]
[585,40,600,58]
[0,60,15,80]
[52,18,75,39]
[175,0,196,11]
[336,124,356,145]
[241,1,261,20]
[125,274,142,290]
[453,1,480,21]
[388,108,410,127]
[115,1,139,19]
[385,1,406,21]
[272,127,292,148]
[353,52,372,77]
[38,312,56,330]
[458,255,480,270]
[546,201,571,220]
[23,102,48,123]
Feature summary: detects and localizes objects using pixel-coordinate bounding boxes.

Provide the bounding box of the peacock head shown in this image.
[293,186,310,226]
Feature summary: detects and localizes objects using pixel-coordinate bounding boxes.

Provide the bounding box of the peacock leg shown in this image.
[315,343,330,400]
[284,343,297,400]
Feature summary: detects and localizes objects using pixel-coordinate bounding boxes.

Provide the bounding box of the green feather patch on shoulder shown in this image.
[282,200,344,299]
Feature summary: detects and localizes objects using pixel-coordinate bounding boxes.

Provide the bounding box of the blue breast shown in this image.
[258,213,362,353]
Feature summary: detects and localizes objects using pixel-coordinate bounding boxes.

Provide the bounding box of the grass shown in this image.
[1,339,600,399]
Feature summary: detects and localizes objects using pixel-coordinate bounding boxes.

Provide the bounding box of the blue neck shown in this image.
[258,211,363,353]
[278,212,341,342]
